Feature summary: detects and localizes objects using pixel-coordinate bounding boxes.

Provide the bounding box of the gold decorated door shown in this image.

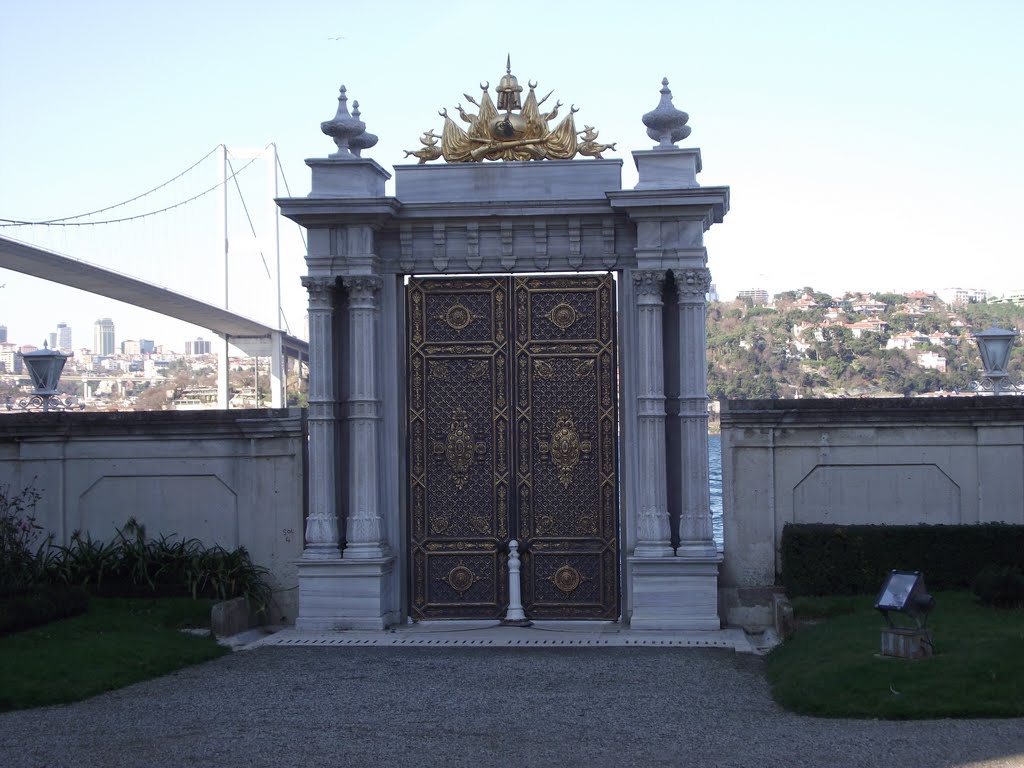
[408,275,619,620]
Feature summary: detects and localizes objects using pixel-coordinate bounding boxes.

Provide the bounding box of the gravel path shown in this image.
[0,647,1020,768]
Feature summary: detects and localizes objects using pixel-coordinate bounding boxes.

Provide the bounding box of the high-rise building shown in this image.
[185,337,212,356]
[0,325,7,343]
[736,289,770,304]
[56,323,72,353]
[0,343,22,373]
[93,317,115,356]
[48,332,58,349]
[122,338,155,355]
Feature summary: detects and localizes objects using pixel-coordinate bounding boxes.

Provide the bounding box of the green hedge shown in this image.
[780,523,1024,597]
[0,585,90,636]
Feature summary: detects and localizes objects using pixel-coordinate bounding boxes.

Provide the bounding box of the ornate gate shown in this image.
[408,274,619,620]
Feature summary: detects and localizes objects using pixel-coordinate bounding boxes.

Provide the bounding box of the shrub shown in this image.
[0,585,90,636]
[0,481,48,595]
[972,565,1024,609]
[780,523,1024,597]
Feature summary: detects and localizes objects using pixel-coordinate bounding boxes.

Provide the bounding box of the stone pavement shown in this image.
[0,639,1021,768]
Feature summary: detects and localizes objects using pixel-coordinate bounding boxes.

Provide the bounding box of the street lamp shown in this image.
[5,342,84,412]
[971,327,1020,395]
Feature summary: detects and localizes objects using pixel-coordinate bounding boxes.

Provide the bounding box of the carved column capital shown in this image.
[342,275,384,295]
[632,269,667,300]
[301,276,338,308]
[673,268,712,300]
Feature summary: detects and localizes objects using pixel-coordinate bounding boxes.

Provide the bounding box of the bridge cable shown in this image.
[226,153,273,281]
[0,149,267,228]
[275,153,307,250]
[0,146,221,226]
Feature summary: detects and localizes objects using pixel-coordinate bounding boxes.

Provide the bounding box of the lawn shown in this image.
[766,591,1024,719]
[0,597,230,712]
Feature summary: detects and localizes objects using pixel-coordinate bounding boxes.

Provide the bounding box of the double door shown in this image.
[407,275,619,619]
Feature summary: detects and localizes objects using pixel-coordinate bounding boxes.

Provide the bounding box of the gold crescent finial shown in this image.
[406,64,616,162]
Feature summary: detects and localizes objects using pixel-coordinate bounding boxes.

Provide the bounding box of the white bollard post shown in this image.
[502,540,532,626]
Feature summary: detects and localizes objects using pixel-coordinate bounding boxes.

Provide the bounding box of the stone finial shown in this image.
[321,85,368,159]
[348,100,379,158]
[642,77,691,148]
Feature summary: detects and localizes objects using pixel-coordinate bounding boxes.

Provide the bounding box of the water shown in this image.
[709,434,724,551]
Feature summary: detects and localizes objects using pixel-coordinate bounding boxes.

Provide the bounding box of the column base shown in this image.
[633,543,675,558]
[628,555,722,630]
[302,544,343,560]
[295,556,398,630]
[676,540,720,558]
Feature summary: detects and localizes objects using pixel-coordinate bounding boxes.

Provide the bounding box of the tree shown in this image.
[874,292,908,309]
[131,383,173,411]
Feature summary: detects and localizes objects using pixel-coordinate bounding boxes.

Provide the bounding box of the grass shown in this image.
[767,591,1024,719]
[0,597,230,712]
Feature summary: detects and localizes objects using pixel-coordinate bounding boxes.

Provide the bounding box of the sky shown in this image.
[1,0,1022,352]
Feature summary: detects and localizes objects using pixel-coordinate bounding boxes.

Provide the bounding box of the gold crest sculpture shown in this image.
[404,57,615,163]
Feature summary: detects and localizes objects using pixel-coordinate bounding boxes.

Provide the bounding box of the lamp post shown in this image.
[4,342,84,412]
[875,570,935,658]
[971,327,1020,395]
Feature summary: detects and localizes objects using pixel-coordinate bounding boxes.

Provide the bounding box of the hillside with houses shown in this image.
[708,288,1024,399]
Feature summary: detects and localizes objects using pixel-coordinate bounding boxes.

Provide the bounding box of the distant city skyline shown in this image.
[0,279,1013,357]
[0,315,213,356]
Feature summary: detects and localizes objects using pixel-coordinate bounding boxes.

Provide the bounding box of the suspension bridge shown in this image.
[0,144,308,408]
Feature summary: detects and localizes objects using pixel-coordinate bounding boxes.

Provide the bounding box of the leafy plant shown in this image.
[38,519,272,616]
[50,531,121,591]
[3,481,273,621]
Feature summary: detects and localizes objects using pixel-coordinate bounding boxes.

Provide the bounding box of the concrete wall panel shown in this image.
[792,464,960,525]
[78,474,239,548]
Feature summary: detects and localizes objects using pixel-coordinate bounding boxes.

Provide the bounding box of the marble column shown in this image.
[673,267,719,557]
[341,275,389,559]
[631,269,674,557]
[300,275,342,560]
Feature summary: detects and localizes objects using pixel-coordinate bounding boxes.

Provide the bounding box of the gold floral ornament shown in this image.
[432,408,487,489]
[405,56,615,163]
[538,409,593,488]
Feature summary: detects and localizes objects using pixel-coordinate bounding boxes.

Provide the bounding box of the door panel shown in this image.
[514,276,619,619]
[408,278,510,619]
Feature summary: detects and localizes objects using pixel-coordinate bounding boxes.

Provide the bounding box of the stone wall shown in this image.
[718,397,1024,628]
[0,409,306,622]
